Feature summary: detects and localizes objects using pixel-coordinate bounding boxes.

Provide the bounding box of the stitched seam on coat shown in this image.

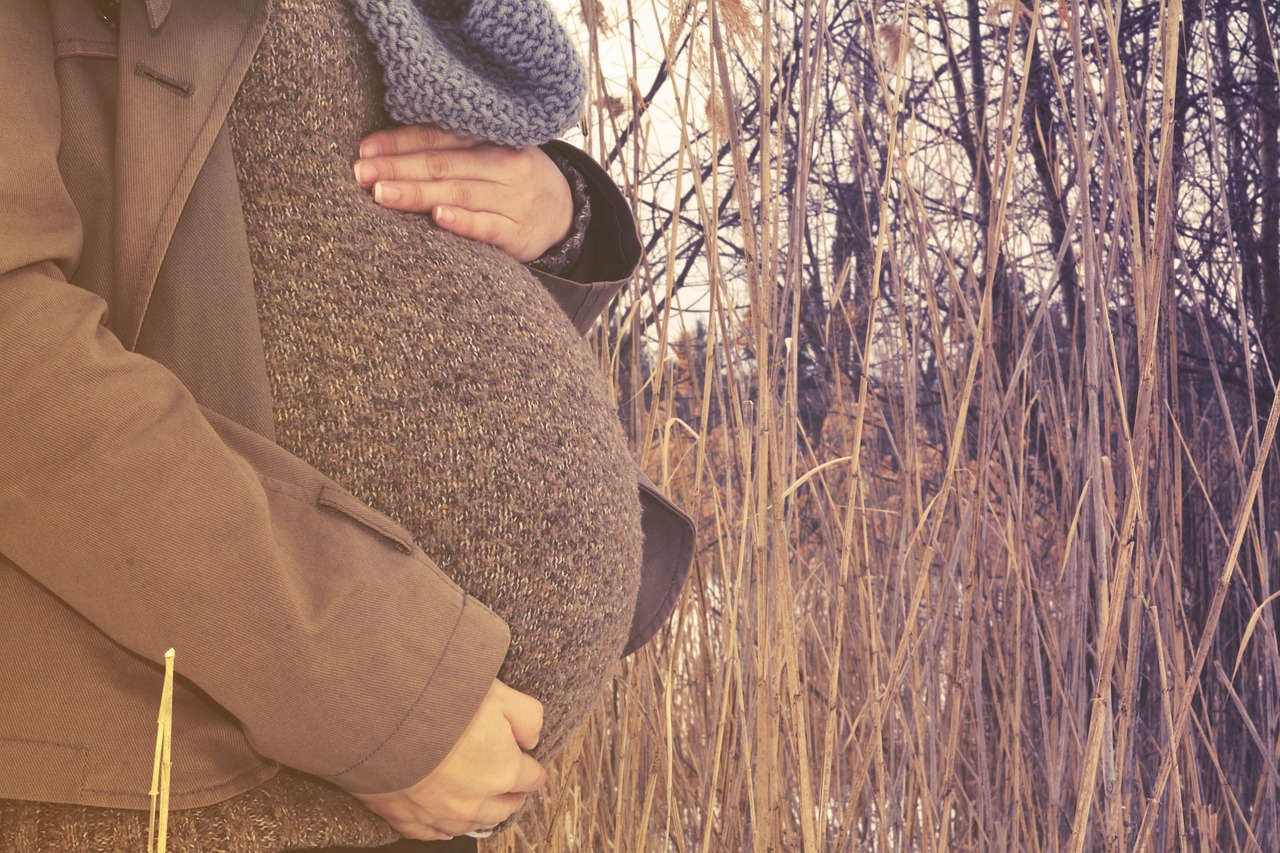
[54,38,117,59]
[318,485,414,554]
[130,0,268,348]
[0,737,88,796]
[256,479,416,555]
[82,762,274,796]
[0,736,84,749]
[251,481,471,776]
[321,603,469,778]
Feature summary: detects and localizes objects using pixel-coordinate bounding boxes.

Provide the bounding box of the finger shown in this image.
[371,179,509,216]
[509,753,548,794]
[469,791,528,829]
[428,804,517,840]
[431,206,524,258]
[359,124,484,158]
[497,683,545,752]
[355,145,522,187]
[379,817,454,842]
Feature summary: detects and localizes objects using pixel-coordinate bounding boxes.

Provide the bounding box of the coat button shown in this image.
[94,0,121,29]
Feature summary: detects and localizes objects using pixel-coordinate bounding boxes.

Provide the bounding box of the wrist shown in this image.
[529,150,592,276]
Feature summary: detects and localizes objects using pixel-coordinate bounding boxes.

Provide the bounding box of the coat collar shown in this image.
[112,0,269,347]
[145,0,174,29]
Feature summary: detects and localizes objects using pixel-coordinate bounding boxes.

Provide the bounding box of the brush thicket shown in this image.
[490,1,1280,850]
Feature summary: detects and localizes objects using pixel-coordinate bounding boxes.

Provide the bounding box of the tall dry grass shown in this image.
[490,0,1280,849]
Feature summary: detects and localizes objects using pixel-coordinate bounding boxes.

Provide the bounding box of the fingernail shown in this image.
[434,206,454,224]
[360,140,381,158]
[375,182,401,204]
[354,162,375,185]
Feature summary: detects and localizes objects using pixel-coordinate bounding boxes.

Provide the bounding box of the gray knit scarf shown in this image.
[348,0,588,147]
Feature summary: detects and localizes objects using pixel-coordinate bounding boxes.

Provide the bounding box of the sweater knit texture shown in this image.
[227,0,642,746]
[0,771,398,852]
[226,0,640,841]
[349,0,587,146]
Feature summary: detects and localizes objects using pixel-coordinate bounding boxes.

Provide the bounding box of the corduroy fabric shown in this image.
[228,0,642,776]
[348,0,586,147]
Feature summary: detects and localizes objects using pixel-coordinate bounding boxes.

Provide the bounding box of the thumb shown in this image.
[495,681,544,751]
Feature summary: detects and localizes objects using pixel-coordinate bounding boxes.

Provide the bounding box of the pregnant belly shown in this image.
[256,229,643,759]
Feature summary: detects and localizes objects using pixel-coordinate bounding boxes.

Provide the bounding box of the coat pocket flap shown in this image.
[317,485,415,555]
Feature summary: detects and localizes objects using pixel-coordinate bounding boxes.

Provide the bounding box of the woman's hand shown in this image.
[353,679,546,841]
[355,124,574,263]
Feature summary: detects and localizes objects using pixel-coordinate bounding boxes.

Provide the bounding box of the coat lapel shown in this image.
[113,0,268,349]
[144,0,175,28]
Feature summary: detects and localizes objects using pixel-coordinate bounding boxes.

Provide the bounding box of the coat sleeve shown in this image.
[0,0,507,796]
[530,141,643,336]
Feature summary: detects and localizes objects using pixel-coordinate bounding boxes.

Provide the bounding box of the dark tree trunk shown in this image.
[1250,1,1280,377]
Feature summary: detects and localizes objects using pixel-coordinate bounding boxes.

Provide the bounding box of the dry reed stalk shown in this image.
[486,1,1280,849]
[147,648,175,853]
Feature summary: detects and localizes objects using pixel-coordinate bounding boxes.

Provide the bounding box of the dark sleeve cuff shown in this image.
[529,141,642,336]
[528,150,592,277]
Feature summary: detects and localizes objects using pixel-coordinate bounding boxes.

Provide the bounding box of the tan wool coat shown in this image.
[0,0,694,812]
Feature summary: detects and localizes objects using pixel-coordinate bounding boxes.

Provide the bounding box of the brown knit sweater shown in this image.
[227,0,641,842]
[227,0,640,742]
[226,0,642,762]
[0,2,641,851]
[0,772,398,852]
